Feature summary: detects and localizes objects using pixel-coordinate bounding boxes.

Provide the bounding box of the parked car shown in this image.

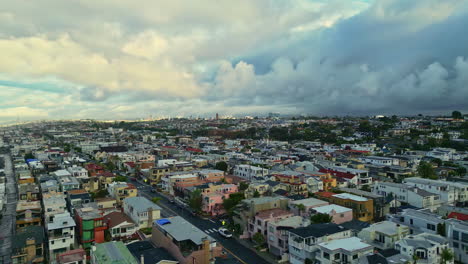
[218,228,232,238]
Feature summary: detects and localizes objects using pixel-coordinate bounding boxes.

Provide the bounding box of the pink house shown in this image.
[310,204,353,224]
[201,183,238,216]
[248,208,294,238]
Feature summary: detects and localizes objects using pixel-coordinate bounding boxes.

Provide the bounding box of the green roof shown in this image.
[92,241,138,264]
[13,225,44,249]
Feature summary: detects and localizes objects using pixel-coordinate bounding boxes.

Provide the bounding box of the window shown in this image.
[353,254,358,260]
[410,219,413,225]
[334,253,340,260]
[461,233,468,243]
[453,230,460,241]
[323,252,330,260]
[427,224,435,231]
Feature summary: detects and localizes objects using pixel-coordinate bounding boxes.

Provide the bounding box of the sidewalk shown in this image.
[233,236,278,264]
[0,154,17,264]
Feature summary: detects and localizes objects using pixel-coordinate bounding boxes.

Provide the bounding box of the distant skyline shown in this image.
[1,0,468,123]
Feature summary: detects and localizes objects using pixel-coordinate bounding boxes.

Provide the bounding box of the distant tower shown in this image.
[216,113,219,120]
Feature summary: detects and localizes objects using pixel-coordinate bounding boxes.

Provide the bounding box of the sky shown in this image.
[1,0,468,123]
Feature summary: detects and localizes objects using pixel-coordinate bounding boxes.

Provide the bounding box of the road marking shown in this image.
[211,228,218,233]
[209,219,215,223]
[222,246,248,264]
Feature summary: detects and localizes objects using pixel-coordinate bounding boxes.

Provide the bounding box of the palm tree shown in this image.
[440,248,454,264]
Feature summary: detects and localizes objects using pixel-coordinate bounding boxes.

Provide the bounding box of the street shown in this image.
[133,181,272,264]
[0,154,17,264]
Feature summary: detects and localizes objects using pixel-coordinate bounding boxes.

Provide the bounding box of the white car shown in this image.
[218,228,232,238]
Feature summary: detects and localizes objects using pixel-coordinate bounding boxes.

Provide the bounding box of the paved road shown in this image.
[0,154,17,264]
[133,181,272,264]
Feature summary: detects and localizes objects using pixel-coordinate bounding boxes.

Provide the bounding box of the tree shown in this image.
[252,232,265,246]
[253,190,260,198]
[24,152,34,160]
[452,111,463,119]
[222,192,245,214]
[91,189,109,199]
[456,167,467,176]
[440,248,454,264]
[296,204,306,214]
[239,182,249,191]
[360,185,371,192]
[417,161,437,180]
[215,161,228,172]
[152,197,161,204]
[437,222,446,237]
[113,176,127,182]
[188,189,203,213]
[310,213,333,224]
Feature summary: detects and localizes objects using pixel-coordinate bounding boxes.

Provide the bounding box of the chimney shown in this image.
[140,254,144,264]
[202,237,211,264]
[148,208,153,227]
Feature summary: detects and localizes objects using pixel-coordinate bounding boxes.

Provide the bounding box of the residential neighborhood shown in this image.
[0,112,468,264]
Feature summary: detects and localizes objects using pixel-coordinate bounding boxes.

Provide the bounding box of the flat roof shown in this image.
[319,237,372,252]
[313,204,351,214]
[290,197,329,207]
[333,193,368,202]
[155,216,214,245]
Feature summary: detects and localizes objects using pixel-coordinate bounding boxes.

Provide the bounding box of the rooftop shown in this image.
[313,204,352,214]
[154,216,214,245]
[57,248,86,263]
[363,221,406,236]
[333,193,368,202]
[289,223,349,238]
[92,241,138,264]
[47,212,76,230]
[13,225,44,249]
[256,208,292,219]
[123,197,161,213]
[319,237,372,252]
[16,200,41,211]
[126,241,177,264]
[290,197,329,207]
[242,196,288,205]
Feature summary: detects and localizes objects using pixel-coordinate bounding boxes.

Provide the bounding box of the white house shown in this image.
[233,164,269,180]
[373,182,442,211]
[67,166,89,179]
[403,177,468,204]
[288,223,351,264]
[395,233,451,264]
[360,156,399,166]
[103,211,137,239]
[47,212,76,262]
[387,209,444,235]
[315,237,373,264]
[123,197,161,229]
[445,218,468,263]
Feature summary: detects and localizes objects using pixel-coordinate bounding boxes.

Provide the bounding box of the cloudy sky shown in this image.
[1,0,468,123]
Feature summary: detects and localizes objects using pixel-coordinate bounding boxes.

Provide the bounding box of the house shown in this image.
[200,183,238,216]
[126,241,178,264]
[56,248,86,264]
[151,216,224,264]
[373,182,442,211]
[75,206,108,249]
[67,166,89,179]
[233,164,268,180]
[107,182,137,205]
[340,188,392,222]
[403,177,468,204]
[360,156,399,166]
[123,197,161,229]
[47,212,76,262]
[16,200,42,229]
[395,233,450,264]
[245,182,271,198]
[248,208,294,238]
[43,192,67,222]
[358,221,410,250]
[311,204,353,224]
[94,197,118,215]
[11,225,45,264]
[388,209,444,235]
[267,216,309,258]
[85,164,105,176]
[18,183,40,201]
[103,211,137,239]
[315,237,373,264]
[318,167,372,188]
[445,218,468,263]
[91,241,138,264]
[315,192,374,223]
[41,179,60,193]
[289,197,329,217]
[66,189,92,215]
[288,223,352,264]
[232,196,290,237]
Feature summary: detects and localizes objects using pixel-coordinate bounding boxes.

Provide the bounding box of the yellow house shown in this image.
[108,182,138,205]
